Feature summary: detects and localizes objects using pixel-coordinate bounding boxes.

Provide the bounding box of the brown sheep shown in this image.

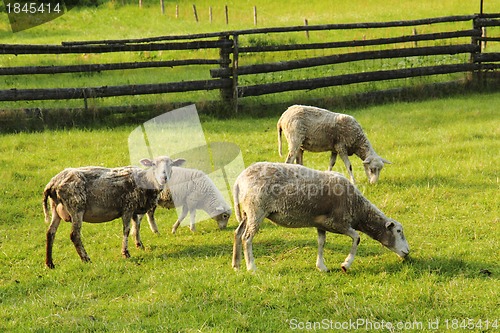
[42,156,185,268]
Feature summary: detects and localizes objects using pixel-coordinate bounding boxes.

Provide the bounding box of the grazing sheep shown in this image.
[232,162,409,272]
[277,104,391,184]
[144,167,231,234]
[42,156,185,269]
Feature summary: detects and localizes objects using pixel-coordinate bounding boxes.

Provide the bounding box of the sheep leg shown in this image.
[131,215,144,250]
[45,208,62,269]
[316,229,329,272]
[341,228,361,272]
[285,150,299,164]
[70,212,91,263]
[241,210,263,271]
[339,153,355,184]
[242,233,257,271]
[172,206,188,234]
[284,136,303,165]
[328,151,338,171]
[189,209,197,232]
[232,220,246,270]
[296,149,304,165]
[121,213,133,258]
[145,206,160,234]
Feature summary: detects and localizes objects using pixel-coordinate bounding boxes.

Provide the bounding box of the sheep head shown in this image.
[140,156,186,187]
[213,206,231,230]
[363,155,391,184]
[381,219,410,259]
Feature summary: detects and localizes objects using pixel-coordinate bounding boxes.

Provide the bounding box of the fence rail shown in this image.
[0,13,499,110]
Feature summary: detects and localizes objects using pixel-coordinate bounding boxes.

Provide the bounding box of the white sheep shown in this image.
[144,167,231,234]
[232,162,409,272]
[42,156,185,268]
[277,104,391,184]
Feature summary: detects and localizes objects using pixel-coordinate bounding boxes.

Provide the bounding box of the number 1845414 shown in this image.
[6,2,62,14]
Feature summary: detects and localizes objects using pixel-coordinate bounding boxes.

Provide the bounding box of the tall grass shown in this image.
[0,93,498,332]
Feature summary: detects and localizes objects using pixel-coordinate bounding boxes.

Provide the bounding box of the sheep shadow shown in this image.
[371,255,497,279]
[143,225,405,270]
[136,223,497,279]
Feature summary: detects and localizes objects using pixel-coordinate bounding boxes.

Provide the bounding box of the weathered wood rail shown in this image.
[0,13,498,110]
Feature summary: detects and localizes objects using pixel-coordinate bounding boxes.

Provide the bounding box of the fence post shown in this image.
[218,35,233,104]
[193,4,199,22]
[304,19,310,40]
[232,34,239,113]
[470,15,483,83]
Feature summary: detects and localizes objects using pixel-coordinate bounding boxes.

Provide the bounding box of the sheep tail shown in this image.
[42,186,52,224]
[232,182,243,224]
[277,121,283,157]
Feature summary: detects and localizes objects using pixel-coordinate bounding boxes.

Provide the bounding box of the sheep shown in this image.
[144,167,231,234]
[232,162,409,272]
[42,156,186,269]
[277,104,391,184]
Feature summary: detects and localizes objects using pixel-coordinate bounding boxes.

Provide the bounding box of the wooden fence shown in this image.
[0,13,499,111]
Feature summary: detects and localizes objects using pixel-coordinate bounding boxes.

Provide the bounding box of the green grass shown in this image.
[1,0,497,112]
[0,0,483,41]
[0,93,498,332]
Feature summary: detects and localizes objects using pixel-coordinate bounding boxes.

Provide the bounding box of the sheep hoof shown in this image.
[122,251,131,258]
[341,265,348,273]
[135,242,144,250]
[247,264,257,272]
[81,256,91,263]
[46,261,55,269]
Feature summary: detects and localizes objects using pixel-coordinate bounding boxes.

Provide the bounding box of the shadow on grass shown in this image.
[373,255,497,279]
[389,175,498,191]
[141,226,412,271]
[2,78,498,133]
[127,221,498,278]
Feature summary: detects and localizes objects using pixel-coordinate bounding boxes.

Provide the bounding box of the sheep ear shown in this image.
[385,221,395,230]
[140,158,153,167]
[381,158,392,164]
[172,158,186,167]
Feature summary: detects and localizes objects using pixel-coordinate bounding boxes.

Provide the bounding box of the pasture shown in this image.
[0,93,498,332]
[1,0,497,113]
[1,0,499,331]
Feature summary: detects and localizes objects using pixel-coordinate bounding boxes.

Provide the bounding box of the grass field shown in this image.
[0,1,499,331]
[0,92,498,332]
[1,0,497,113]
